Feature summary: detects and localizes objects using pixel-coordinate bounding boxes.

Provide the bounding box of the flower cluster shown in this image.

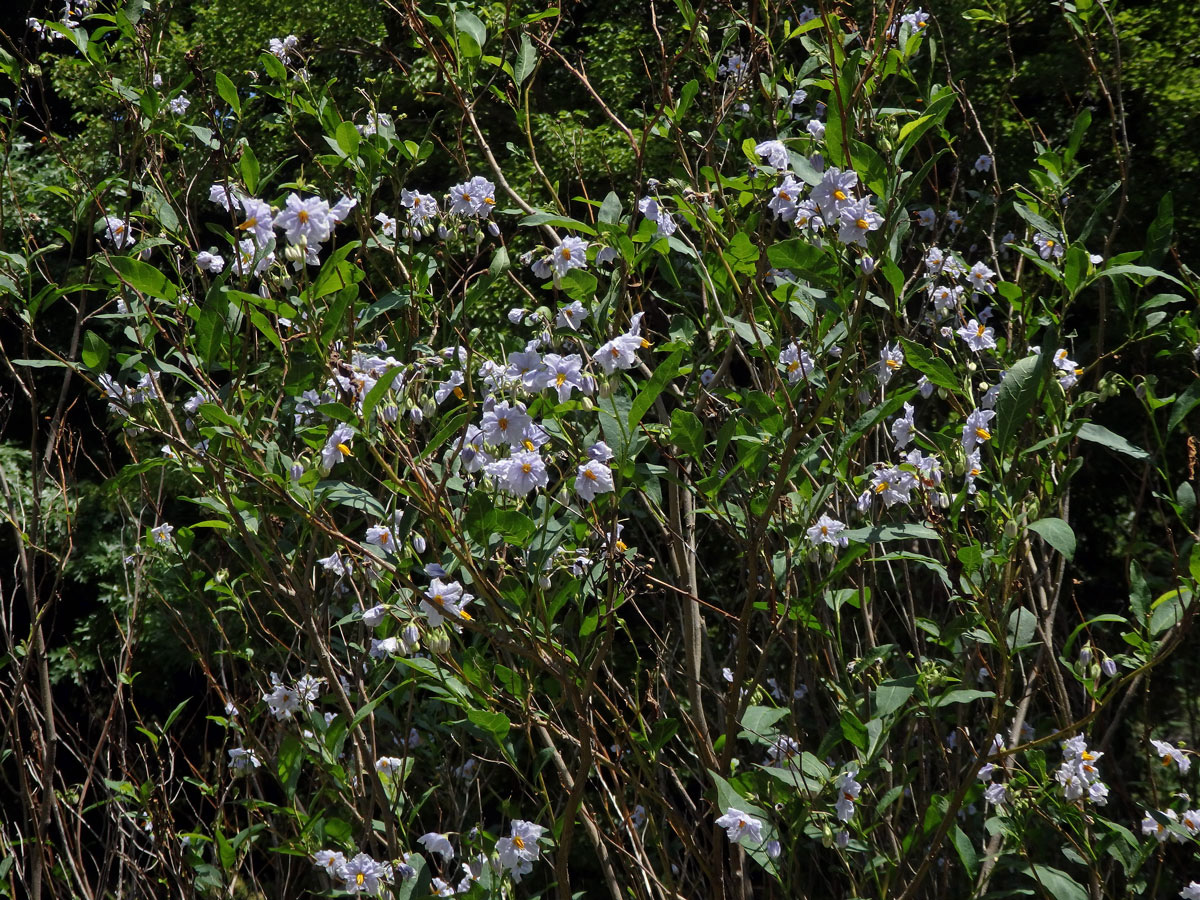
[1055,734,1109,805]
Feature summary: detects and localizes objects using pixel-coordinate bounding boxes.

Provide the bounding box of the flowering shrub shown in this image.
[2,2,1199,899]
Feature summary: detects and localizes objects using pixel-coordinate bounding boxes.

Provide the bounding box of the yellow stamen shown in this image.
[975,427,991,441]
[556,373,567,386]
[833,189,847,201]
[584,469,597,481]
[297,210,309,224]
[521,463,532,474]
[453,386,464,399]
[513,835,525,850]
[875,481,889,494]
[237,217,257,230]
[336,442,352,456]
[560,246,572,260]
[856,218,869,229]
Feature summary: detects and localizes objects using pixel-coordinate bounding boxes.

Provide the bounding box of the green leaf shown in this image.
[557,267,597,302]
[739,706,790,742]
[841,524,940,543]
[513,33,536,85]
[277,735,302,800]
[214,72,240,116]
[239,145,260,194]
[518,212,597,235]
[1028,517,1076,560]
[1017,864,1088,900]
[670,409,705,457]
[316,481,387,519]
[872,676,917,718]
[1168,379,1200,434]
[81,331,109,371]
[456,10,487,50]
[995,354,1046,453]
[598,191,622,225]
[1076,422,1149,460]
[951,825,979,879]
[898,338,959,394]
[335,120,360,158]
[108,256,178,301]
[1013,202,1058,239]
[933,688,994,707]
[1144,192,1173,268]
[675,78,699,122]
[467,708,511,743]
[628,350,682,431]
[724,315,772,347]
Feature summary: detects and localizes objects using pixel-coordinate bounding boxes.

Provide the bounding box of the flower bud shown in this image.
[1101,657,1117,677]
[290,462,304,481]
[487,221,500,237]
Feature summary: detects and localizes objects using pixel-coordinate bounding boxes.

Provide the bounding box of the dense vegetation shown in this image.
[1,1,1198,899]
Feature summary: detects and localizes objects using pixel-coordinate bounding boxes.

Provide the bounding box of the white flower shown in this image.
[595,313,648,374]
[967,261,996,294]
[435,370,465,405]
[168,92,190,115]
[375,756,404,777]
[448,176,496,218]
[313,849,347,876]
[1034,233,1064,260]
[555,300,589,331]
[870,466,917,507]
[835,766,861,822]
[365,524,397,555]
[495,820,546,879]
[335,852,392,894]
[811,167,858,218]
[548,236,588,281]
[196,250,225,273]
[916,207,935,227]
[1182,883,1200,900]
[103,215,135,249]
[838,197,883,247]
[957,319,996,352]
[983,782,1007,806]
[418,832,455,861]
[755,139,789,170]
[779,342,815,383]
[150,523,174,545]
[768,175,804,221]
[877,342,904,387]
[362,604,386,626]
[401,189,439,227]
[275,193,334,246]
[960,408,995,452]
[321,423,355,470]
[973,154,992,173]
[421,577,474,627]
[262,682,301,719]
[715,807,765,845]
[268,34,299,63]
[892,402,916,449]
[374,211,397,238]
[808,514,848,548]
[638,196,677,238]
[575,460,615,502]
[480,400,532,447]
[1151,739,1192,774]
[806,119,826,140]
[228,747,261,772]
[1141,809,1177,842]
[485,450,548,497]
